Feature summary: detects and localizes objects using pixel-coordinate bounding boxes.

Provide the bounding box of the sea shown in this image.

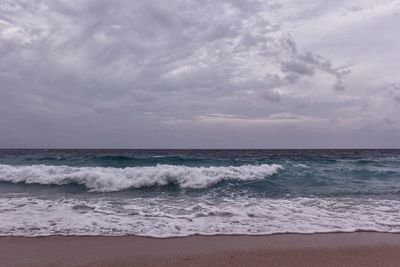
[1,149,400,237]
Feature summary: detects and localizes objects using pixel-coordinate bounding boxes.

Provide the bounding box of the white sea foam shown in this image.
[0,163,282,192]
[1,195,400,237]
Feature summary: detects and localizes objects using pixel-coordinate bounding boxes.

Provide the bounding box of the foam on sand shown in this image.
[1,195,400,237]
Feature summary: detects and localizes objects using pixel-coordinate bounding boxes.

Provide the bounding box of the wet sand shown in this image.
[1,233,400,266]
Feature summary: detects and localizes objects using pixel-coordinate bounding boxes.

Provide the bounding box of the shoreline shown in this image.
[1,228,398,237]
[2,232,400,266]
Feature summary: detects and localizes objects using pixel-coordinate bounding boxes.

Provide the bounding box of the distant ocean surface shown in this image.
[1,149,400,237]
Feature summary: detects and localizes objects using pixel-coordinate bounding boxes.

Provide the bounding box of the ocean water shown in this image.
[1,149,400,237]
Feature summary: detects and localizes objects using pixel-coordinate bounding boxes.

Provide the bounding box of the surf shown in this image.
[0,163,283,192]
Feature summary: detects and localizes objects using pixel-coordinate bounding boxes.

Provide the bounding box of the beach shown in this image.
[1,233,400,266]
[2,150,400,266]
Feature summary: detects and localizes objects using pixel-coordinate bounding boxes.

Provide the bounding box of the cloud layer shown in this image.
[1,0,399,148]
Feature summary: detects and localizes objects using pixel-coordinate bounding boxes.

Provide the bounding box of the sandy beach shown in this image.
[1,232,400,266]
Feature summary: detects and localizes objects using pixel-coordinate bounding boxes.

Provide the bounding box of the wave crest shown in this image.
[0,164,282,192]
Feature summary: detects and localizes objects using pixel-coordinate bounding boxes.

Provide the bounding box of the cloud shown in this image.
[0,0,399,148]
[389,83,400,102]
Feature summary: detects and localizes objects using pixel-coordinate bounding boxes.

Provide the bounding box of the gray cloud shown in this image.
[0,0,399,148]
[282,61,315,76]
[389,83,400,102]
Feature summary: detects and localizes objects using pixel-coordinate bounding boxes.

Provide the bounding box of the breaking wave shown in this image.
[0,163,282,192]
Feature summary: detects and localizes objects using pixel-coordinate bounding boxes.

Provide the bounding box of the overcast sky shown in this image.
[0,0,399,148]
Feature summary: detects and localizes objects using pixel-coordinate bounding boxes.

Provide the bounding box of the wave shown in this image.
[2,196,400,237]
[0,163,282,192]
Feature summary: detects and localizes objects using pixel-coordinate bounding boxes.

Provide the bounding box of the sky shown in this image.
[0,0,400,148]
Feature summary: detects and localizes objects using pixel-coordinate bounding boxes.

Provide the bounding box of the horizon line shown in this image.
[0,148,400,150]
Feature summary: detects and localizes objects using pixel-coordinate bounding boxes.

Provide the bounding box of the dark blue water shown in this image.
[1,149,399,197]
